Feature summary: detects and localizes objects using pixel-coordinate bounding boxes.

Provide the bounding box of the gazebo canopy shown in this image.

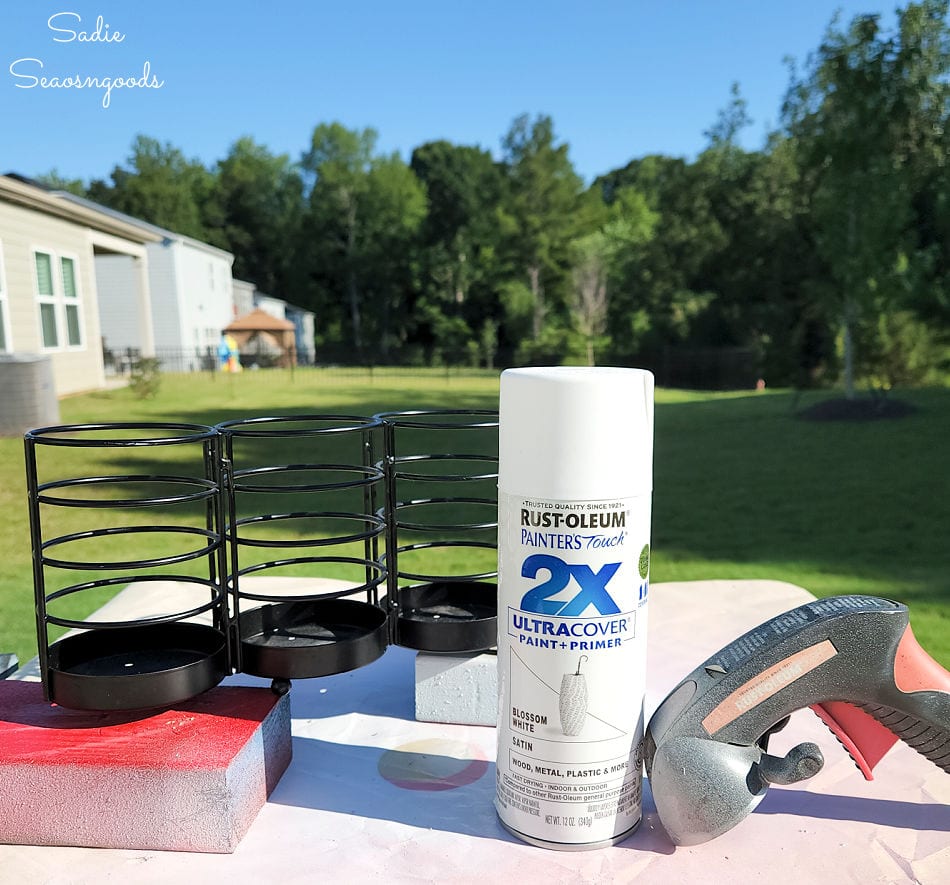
[224,308,295,333]
[224,309,297,367]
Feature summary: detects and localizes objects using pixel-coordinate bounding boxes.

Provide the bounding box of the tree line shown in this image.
[46,2,949,391]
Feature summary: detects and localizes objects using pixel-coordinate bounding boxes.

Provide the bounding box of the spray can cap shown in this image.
[499,366,654,500]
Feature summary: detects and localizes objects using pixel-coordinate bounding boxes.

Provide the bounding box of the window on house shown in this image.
[34,249,84,350]
[61,257,82,346]
[35,251,58,348]
[0,241,9,352]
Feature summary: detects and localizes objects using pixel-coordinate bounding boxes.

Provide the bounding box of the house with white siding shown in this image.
[55,194,236,373]
[285,302,316,365]
[0,174,159,396]
[231,278,256,319]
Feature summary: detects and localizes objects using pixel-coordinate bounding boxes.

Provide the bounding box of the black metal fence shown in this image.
[105,343,762,391]
[105,344,497,377]
[660,346,759,390]
[104,345,317,377]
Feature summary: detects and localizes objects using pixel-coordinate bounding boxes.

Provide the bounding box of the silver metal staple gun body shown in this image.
[643,595,950,845]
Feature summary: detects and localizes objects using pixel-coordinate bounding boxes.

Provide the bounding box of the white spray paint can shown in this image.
[495,366,654,849]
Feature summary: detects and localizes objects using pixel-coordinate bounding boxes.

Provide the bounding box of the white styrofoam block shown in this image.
[415,651,498,726]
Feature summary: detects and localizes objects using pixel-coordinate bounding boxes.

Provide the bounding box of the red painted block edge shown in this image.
[0,681,292,853]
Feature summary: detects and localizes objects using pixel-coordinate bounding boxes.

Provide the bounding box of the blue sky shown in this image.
[2,1,902,185]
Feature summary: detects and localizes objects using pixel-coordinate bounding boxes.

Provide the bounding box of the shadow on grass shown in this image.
[651,387,948,596]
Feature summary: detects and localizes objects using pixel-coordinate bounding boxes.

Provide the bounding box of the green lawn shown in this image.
[1,368,947,668]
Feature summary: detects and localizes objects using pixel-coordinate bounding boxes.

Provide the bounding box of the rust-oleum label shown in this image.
[495,493,650,847]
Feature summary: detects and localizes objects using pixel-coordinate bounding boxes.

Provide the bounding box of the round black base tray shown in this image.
[47,622,228,711]
[392,581,497,652]
[239,598,389,679]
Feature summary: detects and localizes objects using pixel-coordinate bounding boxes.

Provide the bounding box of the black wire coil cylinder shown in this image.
[217,415,388,681]
[377,410,498,653]
[24,422,230,711]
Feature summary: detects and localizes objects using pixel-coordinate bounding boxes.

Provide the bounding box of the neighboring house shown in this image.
[0,174,159,395]
[231,278,255,319]
[253,292,287,321]
[285,302,316,365]
[55,194,236,374]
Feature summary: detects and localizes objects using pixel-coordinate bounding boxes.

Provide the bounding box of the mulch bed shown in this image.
[796,396,918,422]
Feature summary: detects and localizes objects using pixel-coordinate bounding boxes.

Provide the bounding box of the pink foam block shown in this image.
[0,680,291,853]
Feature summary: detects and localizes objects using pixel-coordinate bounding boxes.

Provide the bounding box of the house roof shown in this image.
[0,174,162,244]
[225,308,295,332]
[53,192,234,264]
[251,290,316,322]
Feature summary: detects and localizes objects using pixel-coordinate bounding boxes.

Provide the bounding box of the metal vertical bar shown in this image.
[220,430,242,674]
[207,431,233,673]
[362,424,375,605]
[23,434,50,700]
[382,417,400,643]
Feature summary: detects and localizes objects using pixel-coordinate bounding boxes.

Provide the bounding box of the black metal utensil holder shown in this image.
[217,415,388,686]
[24,423,231,711]
[377,410,498,653]
[24,411,499,711]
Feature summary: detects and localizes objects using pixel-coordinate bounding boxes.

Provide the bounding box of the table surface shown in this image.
[3,579,948,884]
